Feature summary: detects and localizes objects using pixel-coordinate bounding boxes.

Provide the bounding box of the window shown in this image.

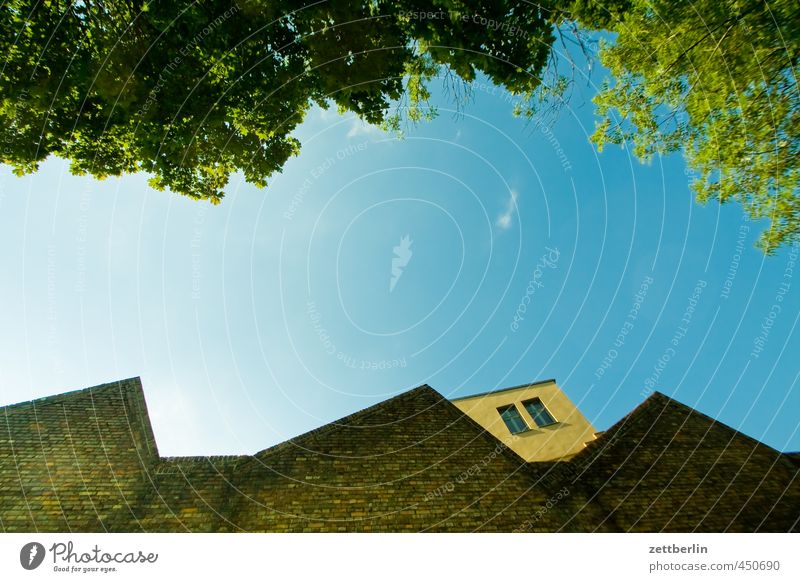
[497,405,528,434]
[523,398,557,427]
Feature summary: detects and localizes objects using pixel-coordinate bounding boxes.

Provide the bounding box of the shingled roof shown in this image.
[554,392,800,532]
[1,379,797,532]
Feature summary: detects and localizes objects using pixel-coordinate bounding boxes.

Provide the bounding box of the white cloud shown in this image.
[496,190,519,230]
[347,119,383,138]
[318,107,337,121]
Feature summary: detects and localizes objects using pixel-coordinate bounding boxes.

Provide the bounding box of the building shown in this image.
[0,377,798,532]
[452,379,597,462]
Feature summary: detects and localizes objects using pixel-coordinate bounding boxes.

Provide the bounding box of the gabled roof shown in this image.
[570,390,797,472]
[2,379,794,466]
[252,385,435,459]
[248,384,531,468]
[3,377,797,532]
[1,380,528,466]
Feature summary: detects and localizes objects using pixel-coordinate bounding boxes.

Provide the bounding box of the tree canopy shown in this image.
[576,0,799,253]
[2,0,798,252]
[0,0,556,203]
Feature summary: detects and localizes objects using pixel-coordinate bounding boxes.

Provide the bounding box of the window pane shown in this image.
[523,398,556,427]
[498,405,527,434]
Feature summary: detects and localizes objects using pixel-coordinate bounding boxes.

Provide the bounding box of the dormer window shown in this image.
[497,404,528,434]
[523,398,557,427]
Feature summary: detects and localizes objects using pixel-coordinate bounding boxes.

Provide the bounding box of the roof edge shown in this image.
[252,384,436,459]
[651,391,792,457]
[0,376,159,460]
[0,376,145,411]
[575,390,792,462]
[231,383,535,469]
[450,378,557,401]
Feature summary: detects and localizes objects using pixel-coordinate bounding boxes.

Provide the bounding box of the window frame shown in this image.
[521,397,558,427]
[496,404,529,435]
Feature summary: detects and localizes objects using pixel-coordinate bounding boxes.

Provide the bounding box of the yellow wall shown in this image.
[451,380,597,462]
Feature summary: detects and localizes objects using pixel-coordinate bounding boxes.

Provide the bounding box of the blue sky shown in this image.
[1,60,798,456]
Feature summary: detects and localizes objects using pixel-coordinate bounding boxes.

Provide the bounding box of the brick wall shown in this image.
[1,379,797,532]
[0,378,157,532]
[133,387,583,532]
[562,393,800,532]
